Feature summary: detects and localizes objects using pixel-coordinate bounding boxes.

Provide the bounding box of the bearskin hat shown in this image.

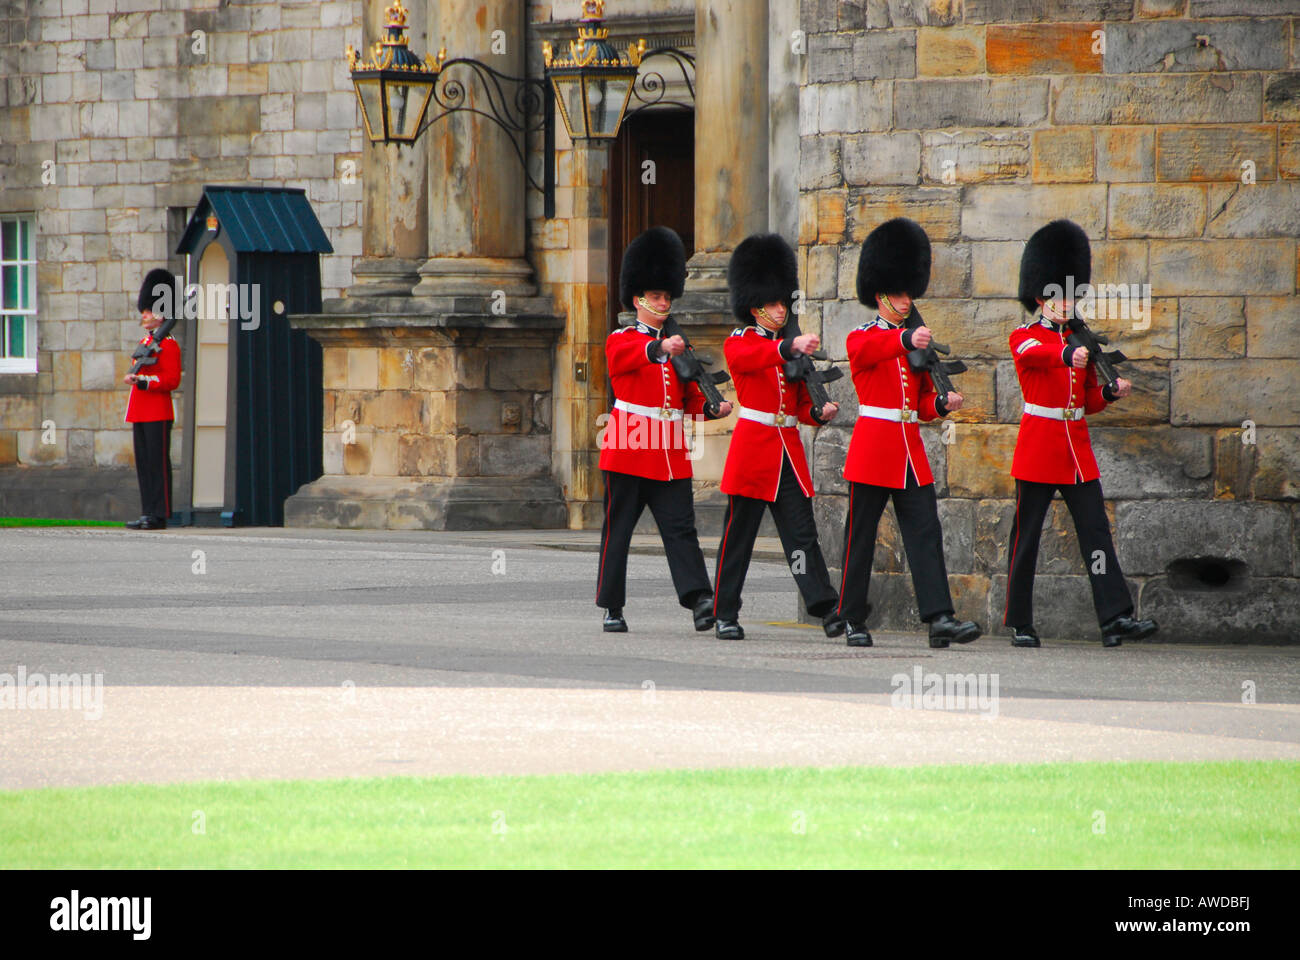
[1018,219,1091,313]
[728,233,798,324]
[137,268,176,316]
[856,217,931,309]
[619,226,687,311]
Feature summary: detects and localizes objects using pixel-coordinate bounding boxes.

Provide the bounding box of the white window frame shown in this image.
[0,213,38,374]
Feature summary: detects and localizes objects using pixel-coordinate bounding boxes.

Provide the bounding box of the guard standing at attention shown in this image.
[1004,219,1158,648]
[711,233,843,641]
[596,226,733,633]
[836,218,982,648]
[122,268,182,531]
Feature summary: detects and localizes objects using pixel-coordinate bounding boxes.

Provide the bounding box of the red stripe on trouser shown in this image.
[1003,481,1022,625]
[596,481,613,602]
[836,487,853,616]
[713,497,736,617]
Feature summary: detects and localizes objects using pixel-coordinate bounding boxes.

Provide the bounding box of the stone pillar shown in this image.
[682,0,769,299]
[348,0,429,297]
[415,0,536,296]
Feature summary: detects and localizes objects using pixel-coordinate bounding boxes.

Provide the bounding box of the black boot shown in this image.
[928,613,981,648]
[603,608,627,633]
[845,622,872,647]
[125,516,149,530]
[822,613,846,638]
[715,620,744,640]
[1010,624,1041,648]
[693,595,716,632]
[1101,614,1157,648]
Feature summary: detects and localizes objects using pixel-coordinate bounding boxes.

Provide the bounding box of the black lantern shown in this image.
[346,1,444,143]
[544,0,643,141]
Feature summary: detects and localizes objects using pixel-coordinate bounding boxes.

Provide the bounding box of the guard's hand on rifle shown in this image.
[1113,378,1132,399]
[123,374,139,385]
[1071,346,1089,369]
[716,400,733,417]
[909,326,932,349]
[662,335,686,357]
[944,392,964,412]
[792,333,820,355]
[820,402,838,421]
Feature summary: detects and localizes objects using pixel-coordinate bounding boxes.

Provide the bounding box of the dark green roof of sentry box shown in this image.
[175,185,333,255]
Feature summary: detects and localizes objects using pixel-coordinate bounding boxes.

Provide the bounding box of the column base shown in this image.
[346,258,424,298]
[413,256,538,297]
[284,475,568,531]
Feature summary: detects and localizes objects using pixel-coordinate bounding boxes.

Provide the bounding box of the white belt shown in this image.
[858,404,918,423]
[615,398,683,421]
[739,407,799,428]
[1024,402,1084,421]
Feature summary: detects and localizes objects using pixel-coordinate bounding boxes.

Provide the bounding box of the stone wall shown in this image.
[0,0,363,515]
[798,0,1300,641]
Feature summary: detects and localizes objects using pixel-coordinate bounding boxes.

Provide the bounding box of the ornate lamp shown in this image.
[346,1,445,143]
[544,0,644,141]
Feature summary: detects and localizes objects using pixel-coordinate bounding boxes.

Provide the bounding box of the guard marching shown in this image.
[123,268,182,531]
[711,233,843,641]
[596,226,733,633]
[835,218,982,648]
[1004,220,1158,648]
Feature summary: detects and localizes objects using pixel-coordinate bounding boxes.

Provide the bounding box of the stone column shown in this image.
[683,0,769,298]
[415,0,536,296]
[348,0,429,297]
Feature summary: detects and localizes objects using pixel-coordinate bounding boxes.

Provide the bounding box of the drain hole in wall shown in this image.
[1166,557,1247,591]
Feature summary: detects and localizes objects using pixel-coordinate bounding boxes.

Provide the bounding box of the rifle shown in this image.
[661,315,731,419]
[1065,312,1127,390]
[904,307,967,402]
[128,313,180,382]
[782,349,843,418]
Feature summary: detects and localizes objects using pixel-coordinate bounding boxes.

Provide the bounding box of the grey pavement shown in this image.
[1,526,1298,789]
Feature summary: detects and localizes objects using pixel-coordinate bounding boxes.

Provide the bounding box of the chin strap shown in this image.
[636,296,671,319]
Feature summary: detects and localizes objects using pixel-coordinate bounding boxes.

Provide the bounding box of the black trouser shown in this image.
[1003,478,1132,628]
[712,457,839,623]
[596,470,713,611]
[836,467,954,625]
[132,420,173,520]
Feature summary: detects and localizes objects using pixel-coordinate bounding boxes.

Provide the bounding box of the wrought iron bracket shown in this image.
[625,46,695,118]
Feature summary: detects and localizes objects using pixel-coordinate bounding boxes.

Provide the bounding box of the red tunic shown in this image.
[720,326,821,501]
[842,318,943,489]
[598,322,711,481]
[124,334,181,423]
[1009,317,1109,484]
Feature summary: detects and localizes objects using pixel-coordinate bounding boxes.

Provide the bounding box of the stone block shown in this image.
[964,0,1134,23]
[852,29,917,80]
[1207,182,1300,238]
[987,22,1102,74]
[1031,127,1094,183]
[801,135,841,189]
[944,359,997,424]
[847,185,963,242]
[816,190,847,244]
[928,241,971,298]
[946,423,1018,498]
[971,241,1025,299]
[1091,426,1214,499]
[79,351,116,390]
[1115,499,1292,577]
[916,26,985,76]
[962,184,1107,239]
[817,80,893,134]
[1264,72,1300,122]
[1281,124,1300,179]
[93,429,133,467]
[894,78,1049,128]
[1054,74,1261,125]
[1105,18,1288,74]
[1245,296,1299,358]
[1095,126,1155,182]
[807,244,839,299]
[842,132,920,186]
[813,425,852,498]
[480,435,551,478]
[920,129,1029,184]
[1178,297,1245,358]
[346,348,378,390]
[1137,576,1300,644]
[1253,428,1300,501]
[1109,184,1206,239]
[1157,125,1275,182]
[488,347,552,392]
[808,32,854,83]
[1150,240,1294,296]
[921,424,949,496]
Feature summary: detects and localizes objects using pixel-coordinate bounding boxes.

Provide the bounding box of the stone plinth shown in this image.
[284,296,566,530]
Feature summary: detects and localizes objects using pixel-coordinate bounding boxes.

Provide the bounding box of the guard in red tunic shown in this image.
[597,227,733,633]
[1005,220,1157,648]
[123,268,181,530]
[711,233,842,640]
[836,218,981,648]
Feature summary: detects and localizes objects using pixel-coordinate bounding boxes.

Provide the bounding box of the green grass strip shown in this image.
[2,760,1294,869]
[0,517,123,527]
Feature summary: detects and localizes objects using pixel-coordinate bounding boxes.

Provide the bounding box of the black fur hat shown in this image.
[728,233,798,324]
[856,217,931,308]
[1018,219,1091,313]
[619,226,687,311]
[137,268,175,315]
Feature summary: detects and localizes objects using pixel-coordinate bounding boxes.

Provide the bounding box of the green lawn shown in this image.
[0,517,122,527]
[3,760,1293,868]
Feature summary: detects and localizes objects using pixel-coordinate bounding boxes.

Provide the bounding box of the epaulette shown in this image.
[730,325,756,337]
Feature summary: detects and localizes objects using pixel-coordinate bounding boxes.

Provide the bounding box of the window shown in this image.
[0,214,37,373]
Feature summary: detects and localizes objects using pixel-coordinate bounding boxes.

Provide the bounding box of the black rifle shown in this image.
[661,315,731,419]
[904,307,967,401]
[128,312,180,383]
[783,349,843,418]
[1065,313,1127,390]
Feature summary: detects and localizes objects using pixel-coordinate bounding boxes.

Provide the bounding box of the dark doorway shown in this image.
[608,109,694,330]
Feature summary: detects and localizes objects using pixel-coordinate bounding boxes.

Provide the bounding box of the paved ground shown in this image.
[1,526,1298,789]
